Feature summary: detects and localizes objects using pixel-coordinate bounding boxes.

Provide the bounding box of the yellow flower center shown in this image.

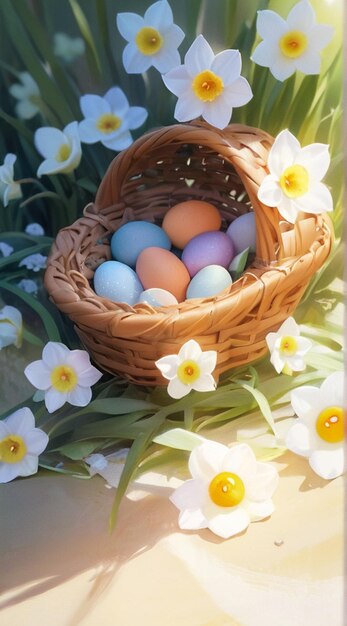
[209,471,245,507]
[56,143,72,162]
[192,70,224,102]
[50,364,78,392]
[177,360,201,385]
[316,406,344,444]
[97,113,122,134]
[279,164,309,198]
[279,335,298,356]
[279,30,308,58]
[135,26,163,55]
[0,435,27,464]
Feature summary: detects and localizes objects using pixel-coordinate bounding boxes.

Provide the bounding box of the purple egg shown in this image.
[182,231,234,277]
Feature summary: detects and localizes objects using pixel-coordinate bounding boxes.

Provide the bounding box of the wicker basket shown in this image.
[44,121,333,386]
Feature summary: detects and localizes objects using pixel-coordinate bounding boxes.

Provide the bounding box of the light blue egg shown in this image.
[94,260,143,305]
[226,212,256,255]
[111,221,171,267]
[186,265,232,299]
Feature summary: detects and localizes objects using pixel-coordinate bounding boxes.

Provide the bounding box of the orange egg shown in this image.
[136,247,190,303]
[162,200,222,249]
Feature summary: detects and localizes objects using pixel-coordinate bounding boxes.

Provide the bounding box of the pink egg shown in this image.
[136,247,190,302]
[182,231,234,277]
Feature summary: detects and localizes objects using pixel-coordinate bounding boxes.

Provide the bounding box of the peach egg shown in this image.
[136,247,190,302]
[162,200,222,249]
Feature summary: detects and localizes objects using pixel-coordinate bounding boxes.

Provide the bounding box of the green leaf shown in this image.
[228,247,250,281]
[239,383,276,434]
[58,440,102,460]
[85,398,158,416]
[153,427,205,451]
[69,0,102,81]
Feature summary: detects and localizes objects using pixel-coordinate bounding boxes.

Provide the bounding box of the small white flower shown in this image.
[53,32,85,63]
[0,305,23,349]
[0,242,14,257]
[85,449,129,488]
[34,121,82,177]
[155,339,217,399]
[19,253,47,272]
[0,154,22,207]
[17,278,39,295]
[24,341,103,413]
[258,129,333,223]
[163,35,252,130]
[116,0,184,74]
[25,223,45,236]
[170,441,278,539]
[286,372,344,479]
[78,87,148,152]
[251,0,334,81]
[266,316,312,374]
[0,407,49,483]
[9,72,40,119]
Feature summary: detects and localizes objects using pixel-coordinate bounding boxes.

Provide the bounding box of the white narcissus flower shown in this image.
[0,242,14,257]
[163,35,252,130]
[19,253,47,272]
[25,223,45,236]
[78,87,148,152]
[34,121,82,177]
[266,316,312,374]
[85,449,129,488]
[116,0,184,74]
[258,129,333,223]
[0,154,23,207]
[251,0,334,81]
[24,341,103,413]
[0,407,49,483]
[170,441,278,539]
[0,305,23,350]
[17,278,39,295]
[286,372,344,480]
[53,32,85,63]
[155,339,217,399]
[9,72,40,119]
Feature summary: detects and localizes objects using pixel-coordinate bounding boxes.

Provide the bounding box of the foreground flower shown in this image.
[19,253,47,272]
[24,341,103,413]
[17,278,39,295]
[0,242,14,257]
[53,32,85,62]
[78,87,147,152]
[155,339,217,399]
[266,317,312,374]
[116,0,184,74]
[0,407,49,483]
[170,441,278,538]
[25,223,45,236]
[85,449,129,487]
[286,372,344,479]
[258,129,333,223]
[9,72,40,119]
[34,121,82,176]
[163,35,252,129]
[0,305,22,349]
[0,154,22,207]
[251,0,334,81]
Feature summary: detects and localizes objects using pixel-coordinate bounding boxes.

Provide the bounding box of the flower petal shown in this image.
[290,385,322,423]
[16,100,39,120]
[80,94,110,119]
[5,407,35,435]
[122,44,153,74]
[296,143,330,180]
[24,429,49,455]
[155,354,180,380]
[102,131,133,152]
[256,9,287,40]
[162,66,191,96]
[198,350,217,375]
[270,56,296,82]
[104,87,129,114]
[294,49,321,75]
[295,336,312,355]
[208,506,250,539]
[287,0,315,32]
[68,385,92,407]
[116,12,144,42]
[78,119,101,144]
[258,176,282,207]
[174,92,203,122]
[191,373,216,393]
[320,372,344,406]
[37,158,64,178]
[310,24,334,50]
[126,106,148,130]
[34,127,65,159]
[251,40,278,68]
[285,421,311,457]
[152,47,181,73]
[294,183,333,214]
[144,0,173,30]
[268,129,301,177]
[224,76,253,108]
[170,478,206,511]
[277,196,301,223]
[309,448,344,480]
[270,349,285,374]
[247,498,274,521]
[0,463,20,483]
[42,342,70,368]
[202,97,232,130]
[178,339,202,362]
[24,360,51,390]
[16,454,39,477]
[222,443,257,480]
[167,376,190,399]
[277,316,301,337]
[184,35,214,76]
[189,441,228,480]
[211,49,241,86]
[245,462,278,502]
[45,388,67,413]
[178,508,207,530]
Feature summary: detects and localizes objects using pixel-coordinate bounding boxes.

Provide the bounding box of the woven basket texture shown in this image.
[44,122,333,385]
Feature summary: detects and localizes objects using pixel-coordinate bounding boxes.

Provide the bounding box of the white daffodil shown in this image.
[286,372,344,480]
[25,223,45,236]
[85,449,129,488]
[19,253,47,272]
[17,278,38,295]
[24,341,103,413]
[258,129,333,223]
[163,35,252,130]
[78,87,148,152]
[0,407,49,483]
[0,305,23,350]
[170,441,278,539]
[0,154,22,207]
[116,0,184,74]
[34,121,82,177]
[266,316,312,374]
[155,339,217,399]
[53,32,85,63]
[9,72,40,119]
[251,0,334,81]
[0,242,14,257]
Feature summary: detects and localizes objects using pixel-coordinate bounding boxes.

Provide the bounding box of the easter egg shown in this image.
[186,265,232,299]
[182,231,234,277]
[226,212,256,255]
[93,260,143,305]
[111,221,171,267]
[136,247,190,302]
[162,200,222,249]
[138,288,178,307]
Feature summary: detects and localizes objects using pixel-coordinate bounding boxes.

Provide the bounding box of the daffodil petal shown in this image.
[211,49,241,86]
[178,339,202,362]
[162,65,191,96]
[198,350,217,375]
[208,507,250,539]
[24,360,51,390]
[24,429,49,455]
[167,376,190,399]
[144,0,173,30]
[189,441,227,480]
[152,47,181,73]
[291,385,322,422]
[68,385,92,407]
[277,316,300,337]
[35,127,65,159]
[4,406,35,435]
[202,97,232,130]
[78,119,101,144]
[184,35,214,76]
[0,463,21,483]
[174,91,203,122]
[251,40,278,68]
[126,106,148,129]
[311,24,334,50]
[265,331,277,353]
[161,23,185,48]
[295,336,312,354]
[258,176,282,207]
[116,12,144,41]
[256,9,287,39]
[104,86,129,114]
[277,196,300,223]
[270,56,295,82]
[42,341,70,368]
[224,76,253,107]
[191,373,216,393]
[222,443,257,479]
[270,350,285,374]
[287,0,315,32]
[170,478,206,510]
[45,388,67,413]
[247,498,275,521]
[16,100,39,120]
[286,356,306,371]
[122,44,153,74]
[309,448,344,480]
[294,49,321,75]
[178,508,207,530]
[285,421,311,457]
[268,129,301,176]
[320,371,343,406]
[294,183,333,214]
[37,158,65,178]
[80,94,110,118]
[16,454,39,477]
[246,462,279,501]
[155,354,180,380]
[296,143,330,180]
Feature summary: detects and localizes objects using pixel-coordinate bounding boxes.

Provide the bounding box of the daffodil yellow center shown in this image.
[177,360,201,385]
[97,113,122,134]
[316,406,344,443]
[50,364,77,392]
[192,70,224,102]
[135,27,163,55]
[209,472,245,507]
[279,335,298,356]
[56,143,72,162]
[280,30,308,58]
[279,165,309,198]
[0,435,27,464]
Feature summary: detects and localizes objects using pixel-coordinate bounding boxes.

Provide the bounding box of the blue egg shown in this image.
[226,212,256,255]
[94,260,143,305]
[186,265,232,299]
[111,221,171,267]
